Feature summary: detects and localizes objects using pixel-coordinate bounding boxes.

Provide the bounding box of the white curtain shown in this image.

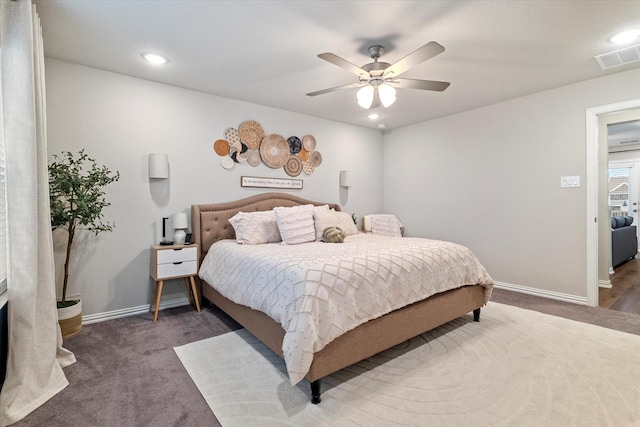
[0,1,75,425]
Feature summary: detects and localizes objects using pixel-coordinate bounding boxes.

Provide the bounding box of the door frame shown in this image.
[586,99,640,306]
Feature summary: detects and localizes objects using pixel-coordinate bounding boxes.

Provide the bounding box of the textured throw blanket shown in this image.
[199,234,493,385]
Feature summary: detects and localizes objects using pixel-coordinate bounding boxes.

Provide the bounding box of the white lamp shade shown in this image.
[356,85,375,109]
[149,153,169,179]
[340,170,351,188]
[172,212,188,229]
[378,84,396,108]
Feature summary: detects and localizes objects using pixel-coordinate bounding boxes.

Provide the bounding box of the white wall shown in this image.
[383,67,640,300]
[45,58,383,317]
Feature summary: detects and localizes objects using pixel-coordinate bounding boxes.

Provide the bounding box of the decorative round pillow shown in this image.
[323,226,345,243]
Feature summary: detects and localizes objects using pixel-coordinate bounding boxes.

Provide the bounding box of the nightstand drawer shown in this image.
[157,246,197,264]
[156,260,198,279]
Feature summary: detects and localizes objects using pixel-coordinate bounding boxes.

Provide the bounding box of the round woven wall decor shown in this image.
[309,150,323,167]
[287,136,302,154]
[302,134,316,151]
[246,150,261,167]
[298,148,310,162]
[302,161,315,175]
[284,155,303,177]
[213,139,230,156]
[224,128,241,147]
[220,156,234,169]
[238,120,265,150]
[259,134,289,168]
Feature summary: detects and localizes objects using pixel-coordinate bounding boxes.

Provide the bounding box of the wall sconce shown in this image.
[172,212,188,245]
[149,153,169,179]
[340,170,351,188]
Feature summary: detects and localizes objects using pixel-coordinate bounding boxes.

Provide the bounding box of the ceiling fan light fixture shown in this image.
[357,85,375,109]
[610,29,640,45]
[378,83,396,108]
[142,52,169,65]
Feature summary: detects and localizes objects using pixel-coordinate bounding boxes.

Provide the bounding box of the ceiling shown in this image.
[33,0,640,131]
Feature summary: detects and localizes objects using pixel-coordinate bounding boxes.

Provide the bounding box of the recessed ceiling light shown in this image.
[610,29,640,45]
[378,123,387,129]
[368,113,380,120]
[142,53,169,65]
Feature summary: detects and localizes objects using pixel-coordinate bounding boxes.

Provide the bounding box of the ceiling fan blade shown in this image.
[306,82,365,97]
[390,78,450,92]
[383,42,445,78]
[318,53,369,78]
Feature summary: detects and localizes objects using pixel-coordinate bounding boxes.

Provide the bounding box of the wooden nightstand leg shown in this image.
[184,277,194,305]
[150,281,158,313]
[153,280,164,322]
[189,276,201,312]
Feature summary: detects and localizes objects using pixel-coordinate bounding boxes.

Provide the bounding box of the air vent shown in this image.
[595,44,640,70]
[620,140,640,144]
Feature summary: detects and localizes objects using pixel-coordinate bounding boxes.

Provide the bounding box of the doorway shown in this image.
[587,100,640,309]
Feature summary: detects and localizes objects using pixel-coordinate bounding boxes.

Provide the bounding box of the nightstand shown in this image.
[150,243,201,321]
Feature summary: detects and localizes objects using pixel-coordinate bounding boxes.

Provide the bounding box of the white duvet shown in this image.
[199,233,493,385]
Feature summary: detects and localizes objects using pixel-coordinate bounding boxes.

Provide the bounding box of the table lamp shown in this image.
[160,217,173,245]
[172,212,188,245]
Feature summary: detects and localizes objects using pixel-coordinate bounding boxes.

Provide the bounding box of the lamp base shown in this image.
[159,240,173,246]
[174,229,187,245]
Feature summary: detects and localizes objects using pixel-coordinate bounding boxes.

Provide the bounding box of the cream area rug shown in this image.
[174,303,640,426]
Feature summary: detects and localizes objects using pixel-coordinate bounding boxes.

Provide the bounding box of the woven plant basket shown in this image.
[57,299,82,339]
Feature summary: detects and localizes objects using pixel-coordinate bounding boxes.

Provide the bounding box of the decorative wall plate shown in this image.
[302,134,316,151]
[246,150,261,167]
[302,161,315,175]
[214,139,230,156]
[287,136,302,154]
[238,120,265,150]
[259,134,289,168]
[220,156,234,169]
[309,150,323,166]
[298,148,310,162]
[284,155,303,177]
[224,127,241,147]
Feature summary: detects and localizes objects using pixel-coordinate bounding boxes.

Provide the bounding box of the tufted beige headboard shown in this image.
[192,192,341,263]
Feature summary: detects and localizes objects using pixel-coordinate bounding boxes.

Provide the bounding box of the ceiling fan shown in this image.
[306,42,450,109]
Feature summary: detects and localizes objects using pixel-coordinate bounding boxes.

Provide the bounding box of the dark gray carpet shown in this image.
[11,288,640,426]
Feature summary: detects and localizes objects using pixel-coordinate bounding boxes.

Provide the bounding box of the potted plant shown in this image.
[49,149,120,338]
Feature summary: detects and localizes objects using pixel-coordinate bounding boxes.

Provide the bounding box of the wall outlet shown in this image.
[560,176,580,188]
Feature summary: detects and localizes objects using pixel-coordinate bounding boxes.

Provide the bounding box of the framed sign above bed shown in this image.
[240,176,303,190]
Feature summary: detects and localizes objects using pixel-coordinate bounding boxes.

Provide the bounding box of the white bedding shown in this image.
[199,233,494,385]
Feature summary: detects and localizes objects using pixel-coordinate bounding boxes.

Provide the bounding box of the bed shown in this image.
[192,192,493,403]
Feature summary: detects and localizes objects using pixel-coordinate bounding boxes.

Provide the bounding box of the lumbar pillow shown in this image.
[322,226,345,243]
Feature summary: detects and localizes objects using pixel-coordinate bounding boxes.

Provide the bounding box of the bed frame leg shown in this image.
[473,308,481,322]
[310,380,322,404]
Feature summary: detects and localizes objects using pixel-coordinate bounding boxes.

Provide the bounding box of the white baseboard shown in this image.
[493,281,588,305]
[83,282,590,325]
[82,297,191,325]
[598,280,613,289]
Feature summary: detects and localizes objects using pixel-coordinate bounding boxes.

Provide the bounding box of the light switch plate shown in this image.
[560,176,580,188]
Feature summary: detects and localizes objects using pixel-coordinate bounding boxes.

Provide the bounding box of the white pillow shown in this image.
[369,214,403,237]
[228,210,281,244]
[313,208,359,241]
[274,204,316,245]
